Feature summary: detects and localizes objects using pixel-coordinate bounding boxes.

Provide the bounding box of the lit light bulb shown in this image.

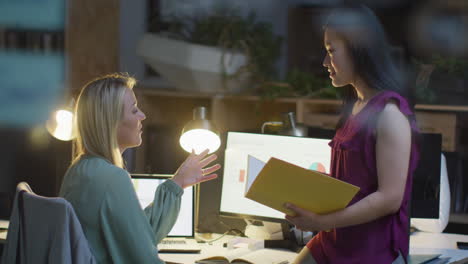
[46,109,75,141]
[179,129,221,154]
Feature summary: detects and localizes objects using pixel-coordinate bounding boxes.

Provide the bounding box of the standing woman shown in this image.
[60,73,221,263]
[286,5,419,264]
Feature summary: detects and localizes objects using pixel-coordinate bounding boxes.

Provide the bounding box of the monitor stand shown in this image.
[243,219,302,252]
[244,219,283,240]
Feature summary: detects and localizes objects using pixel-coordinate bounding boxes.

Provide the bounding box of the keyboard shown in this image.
[161,240,186,244]
[158,238,202,253]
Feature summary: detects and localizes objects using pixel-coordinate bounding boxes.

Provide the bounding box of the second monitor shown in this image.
[219,131,332,223]
[219,130,442,224]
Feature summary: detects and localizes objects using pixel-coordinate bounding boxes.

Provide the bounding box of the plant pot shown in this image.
[137,33,250,93]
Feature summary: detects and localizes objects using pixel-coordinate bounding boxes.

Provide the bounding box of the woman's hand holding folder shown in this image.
[284,203,331,232]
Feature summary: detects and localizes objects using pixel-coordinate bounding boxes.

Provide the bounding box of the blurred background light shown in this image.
[0,0,65,30]
[46,109,75,141]
[0,51,65,128]
[409,0,468,57]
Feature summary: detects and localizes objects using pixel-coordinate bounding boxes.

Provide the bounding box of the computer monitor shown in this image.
[411,133,442,219]
[219,130,442,224]
[130,174,196,237]
[219,131,332,223]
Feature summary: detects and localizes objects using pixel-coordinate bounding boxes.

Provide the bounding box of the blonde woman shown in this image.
[60,73,221,263]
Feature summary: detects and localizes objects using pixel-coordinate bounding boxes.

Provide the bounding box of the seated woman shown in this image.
[60,73,221,263]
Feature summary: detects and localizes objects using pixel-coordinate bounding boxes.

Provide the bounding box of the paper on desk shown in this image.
[233,248,296,264]
[0,220,9,229]
[411,248,468,262]
[409,254,441,264]
[196,248,296,264]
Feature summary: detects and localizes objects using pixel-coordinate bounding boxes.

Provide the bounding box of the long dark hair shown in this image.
[324,5,409,129]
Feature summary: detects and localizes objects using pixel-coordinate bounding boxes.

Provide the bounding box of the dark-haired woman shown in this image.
[285,6,419,264]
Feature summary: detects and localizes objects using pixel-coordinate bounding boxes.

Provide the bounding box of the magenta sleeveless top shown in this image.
[307,91,420,264]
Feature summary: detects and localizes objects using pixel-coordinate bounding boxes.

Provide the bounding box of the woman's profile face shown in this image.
[323,28,355,88]
[117,88,146,152]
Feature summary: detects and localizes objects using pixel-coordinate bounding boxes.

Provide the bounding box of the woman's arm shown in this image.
[145,149,220,241]
[286,103,412,231]
[100,168,171,263]
[144,180,183,242]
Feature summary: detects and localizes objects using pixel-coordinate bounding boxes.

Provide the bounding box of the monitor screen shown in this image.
[131,174,195,237]
[411,133,442,219]
[219,132,332,223]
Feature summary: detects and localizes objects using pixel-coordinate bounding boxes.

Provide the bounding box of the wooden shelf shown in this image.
[138,87,217,99]
[138,88,468,112]
[415,104,468,112]
[137,88,467,152]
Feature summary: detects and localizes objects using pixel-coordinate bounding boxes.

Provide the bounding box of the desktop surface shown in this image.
[157,231,468,264]
[2,218,467,263]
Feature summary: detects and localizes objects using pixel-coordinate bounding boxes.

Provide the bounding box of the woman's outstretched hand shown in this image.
[171,149,221,189]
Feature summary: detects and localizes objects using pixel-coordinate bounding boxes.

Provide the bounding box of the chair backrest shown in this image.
[1,182,95,264]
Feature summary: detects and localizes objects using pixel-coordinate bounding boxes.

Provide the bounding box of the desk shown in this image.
[410,231,468,261]
[2,222,468,263]
[159,232,468,264]
[160,232,468,264]
[160,234,297,264]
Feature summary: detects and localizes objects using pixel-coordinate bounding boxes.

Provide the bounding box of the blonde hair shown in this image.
[72,73,136,168]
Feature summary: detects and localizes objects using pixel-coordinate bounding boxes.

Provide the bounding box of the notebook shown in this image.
[131,174,202,253]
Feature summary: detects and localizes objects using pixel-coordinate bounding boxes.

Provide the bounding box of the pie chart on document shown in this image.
[309,162,327,174]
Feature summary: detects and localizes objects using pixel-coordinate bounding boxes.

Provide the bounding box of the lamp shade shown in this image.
[179,107,220,154]
[279,112,307,137]
[261,112,307,137]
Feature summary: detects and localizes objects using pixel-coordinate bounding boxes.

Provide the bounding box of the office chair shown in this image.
[1,182,95,264]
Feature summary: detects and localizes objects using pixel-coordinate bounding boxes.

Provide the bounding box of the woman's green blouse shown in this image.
[60,156,183,264]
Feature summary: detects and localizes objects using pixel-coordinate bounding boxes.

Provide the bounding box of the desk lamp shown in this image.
[261,112,307,137]
[45,99,75,141]
[179,106,221,154]
[254,111,310,249]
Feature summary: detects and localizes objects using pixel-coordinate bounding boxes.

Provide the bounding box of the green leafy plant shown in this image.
[257,68,341,99]
[430,54,468,77]
[412,54,468,104]
[155,8,282,92]
[150,8,337,99]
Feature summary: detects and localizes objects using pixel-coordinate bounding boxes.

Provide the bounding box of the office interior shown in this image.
[1,0,468,260]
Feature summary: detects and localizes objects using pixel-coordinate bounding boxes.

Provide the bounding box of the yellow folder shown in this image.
[245,156,360,216]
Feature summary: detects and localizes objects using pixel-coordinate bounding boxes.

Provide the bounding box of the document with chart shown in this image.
[220,132,336,220]
[245,155,360,215]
